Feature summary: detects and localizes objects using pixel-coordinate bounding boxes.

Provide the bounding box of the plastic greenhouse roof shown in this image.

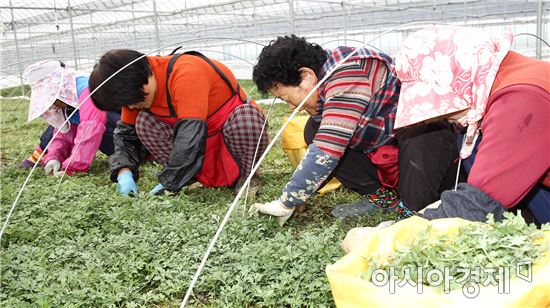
[1,0,548,80]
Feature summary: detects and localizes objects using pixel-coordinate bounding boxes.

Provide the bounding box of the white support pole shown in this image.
[289,0,295,34]
[27,25,32,55]
[9,0,24,95]
[153,0,161,55]
[343,2,349,45]
[536,0,543,59]
[90,12,95,64]
[68,0,79,69]
[132,0,138,48]
[184,0,188,27]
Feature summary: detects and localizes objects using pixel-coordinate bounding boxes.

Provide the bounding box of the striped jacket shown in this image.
[280,47,401,208]
[314,47,400,156]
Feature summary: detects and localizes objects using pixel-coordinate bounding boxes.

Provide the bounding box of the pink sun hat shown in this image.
[23,60,79,122]
[393,25,513,158]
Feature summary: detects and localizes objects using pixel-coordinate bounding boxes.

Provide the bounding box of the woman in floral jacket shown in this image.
[249,35,462,224]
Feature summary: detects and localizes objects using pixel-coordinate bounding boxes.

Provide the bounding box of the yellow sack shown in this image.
[326,216,550,308]
[281,116,341,195]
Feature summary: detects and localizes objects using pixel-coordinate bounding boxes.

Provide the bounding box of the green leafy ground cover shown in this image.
[0,84,30,97]
[0,83,394,307]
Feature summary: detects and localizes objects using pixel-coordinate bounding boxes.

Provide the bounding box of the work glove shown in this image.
[117,171,138,196]
[44,160,61,176]
[248,199,294,226]
[149,183,166,195]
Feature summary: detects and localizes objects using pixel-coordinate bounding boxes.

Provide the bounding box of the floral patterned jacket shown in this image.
[280,143,338,208]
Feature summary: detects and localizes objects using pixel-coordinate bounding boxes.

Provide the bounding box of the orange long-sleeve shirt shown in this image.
[121,54,250,125]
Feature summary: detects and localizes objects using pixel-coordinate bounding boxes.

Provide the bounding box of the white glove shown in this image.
[248,199,294,226]
[44,160,61,176]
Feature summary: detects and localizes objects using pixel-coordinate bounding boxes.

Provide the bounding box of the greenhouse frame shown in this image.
[2,0,549,91]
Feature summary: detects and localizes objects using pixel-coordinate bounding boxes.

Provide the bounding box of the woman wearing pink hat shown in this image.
[20,60,120,176]
[394,25,550,224]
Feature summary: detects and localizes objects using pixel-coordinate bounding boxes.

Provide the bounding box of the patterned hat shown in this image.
[394,25,513,157]
[23,60,79,122]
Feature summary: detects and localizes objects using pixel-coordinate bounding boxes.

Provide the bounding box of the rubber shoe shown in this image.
[331,198,398,219]
[234,176,261,199]
[19,158,36,169]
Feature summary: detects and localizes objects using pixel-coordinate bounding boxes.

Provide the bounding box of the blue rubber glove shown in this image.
[117,171,138,196]
[149,183,165,195]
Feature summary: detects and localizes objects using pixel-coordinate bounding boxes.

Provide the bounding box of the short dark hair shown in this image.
[89,49,152,111]
[252,35,327,93]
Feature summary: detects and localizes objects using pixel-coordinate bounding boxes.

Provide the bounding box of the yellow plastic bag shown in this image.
[281,116,341,194]
[326,216,550,307]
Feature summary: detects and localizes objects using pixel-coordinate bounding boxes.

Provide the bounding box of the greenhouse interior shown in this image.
[2,0,549,90]
[1,0,549,307]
